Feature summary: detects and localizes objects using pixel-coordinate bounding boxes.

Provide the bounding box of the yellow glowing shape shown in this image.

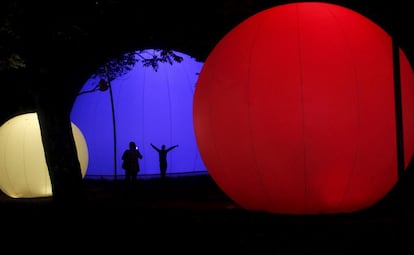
[0,112,88,198]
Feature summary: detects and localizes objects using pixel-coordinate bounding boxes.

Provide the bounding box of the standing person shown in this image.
[122,141,143,185]
[150,143,178,180]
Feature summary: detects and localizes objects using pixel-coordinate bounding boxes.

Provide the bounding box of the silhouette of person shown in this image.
[150,143,178,180]
[121,141,143,184]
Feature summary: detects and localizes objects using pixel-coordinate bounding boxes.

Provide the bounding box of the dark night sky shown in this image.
[109,0,414,64]
[16,0,413,64]
[108,0,414,64]
[0,0,413,123]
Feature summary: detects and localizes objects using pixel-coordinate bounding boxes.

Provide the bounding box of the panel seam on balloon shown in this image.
[166,65,174,171]
[248,11,272,210]
[205,61,223,184]
[141,69,147,173]
[189,64,198,171]
[92,78,102,175]
[296,4,308,213]
[114,78,123,177]
[186,60,203,172]
[206,46,233,197]
[182,58,193,171]
[327,6,361,210]
[23,117,33,196]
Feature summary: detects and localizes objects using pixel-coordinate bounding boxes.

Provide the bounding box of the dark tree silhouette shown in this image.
[0,0,185,204]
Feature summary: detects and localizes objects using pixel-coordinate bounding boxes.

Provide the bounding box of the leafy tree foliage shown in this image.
[0,1,25,71]
[95,49,183,81]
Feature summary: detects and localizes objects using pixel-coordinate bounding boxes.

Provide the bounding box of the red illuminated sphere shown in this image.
[193,2,414,214]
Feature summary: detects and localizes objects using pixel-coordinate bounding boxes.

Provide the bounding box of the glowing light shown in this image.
[0,112,88,198]
[193,2,414,214]
[71,50,206,177]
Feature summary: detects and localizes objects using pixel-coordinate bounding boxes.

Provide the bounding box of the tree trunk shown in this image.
[36,79,85,207]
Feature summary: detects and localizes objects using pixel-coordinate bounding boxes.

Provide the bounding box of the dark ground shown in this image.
[1,172,414,253]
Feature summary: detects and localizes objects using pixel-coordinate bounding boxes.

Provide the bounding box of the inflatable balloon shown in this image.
[0,112,88,198]
[193,2,414,214]
[71,49,206,178]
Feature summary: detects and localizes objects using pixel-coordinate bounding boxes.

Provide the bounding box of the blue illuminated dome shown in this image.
[71,49,206,178]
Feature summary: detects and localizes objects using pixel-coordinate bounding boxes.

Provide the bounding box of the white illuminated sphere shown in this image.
[0,112,88,198]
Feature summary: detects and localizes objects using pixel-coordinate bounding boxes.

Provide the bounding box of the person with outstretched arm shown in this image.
[150,143,179,180]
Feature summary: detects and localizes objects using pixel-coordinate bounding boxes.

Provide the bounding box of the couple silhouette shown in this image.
[122,141,179,183]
